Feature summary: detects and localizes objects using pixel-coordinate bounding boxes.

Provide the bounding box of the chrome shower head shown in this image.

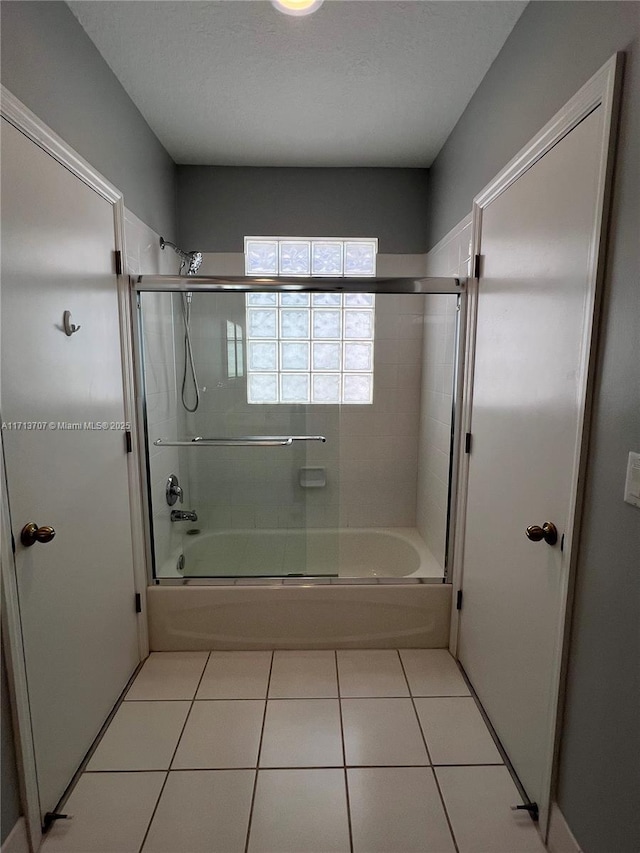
[160,238,203,276]
[187,251,203,275]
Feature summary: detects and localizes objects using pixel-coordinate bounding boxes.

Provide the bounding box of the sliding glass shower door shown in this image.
[138,287,460,582]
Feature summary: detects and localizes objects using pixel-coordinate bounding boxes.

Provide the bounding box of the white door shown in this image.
[1,120,140,821]
[458,108,604,817]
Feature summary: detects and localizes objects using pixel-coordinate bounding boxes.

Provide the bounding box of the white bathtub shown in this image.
[147,583,452,651]
[160,527,443,580]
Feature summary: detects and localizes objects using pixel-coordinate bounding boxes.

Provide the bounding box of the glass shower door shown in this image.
[140,290,338,579]
[139,287,460,582]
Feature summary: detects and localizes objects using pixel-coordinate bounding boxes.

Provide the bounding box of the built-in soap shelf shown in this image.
[299,467,326,488]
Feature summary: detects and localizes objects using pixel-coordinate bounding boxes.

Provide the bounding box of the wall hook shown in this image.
[63,310,81,336]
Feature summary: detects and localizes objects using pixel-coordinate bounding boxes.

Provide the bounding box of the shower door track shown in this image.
[133,275,464,294]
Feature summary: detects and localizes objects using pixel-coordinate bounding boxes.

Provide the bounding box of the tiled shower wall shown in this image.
[172,293,425,531]
[125,210,187,573]
[416,215,471,568]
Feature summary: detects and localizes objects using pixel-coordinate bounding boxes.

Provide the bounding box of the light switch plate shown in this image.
[623,451,640,508]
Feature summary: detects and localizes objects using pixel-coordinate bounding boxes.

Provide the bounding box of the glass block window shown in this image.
[245,237,378,277]
[246,293,375,404]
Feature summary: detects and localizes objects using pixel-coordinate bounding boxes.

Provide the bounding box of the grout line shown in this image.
[397,650,460,853]
[137,651,211,853]
[82,761,507,774]
[336,650,355,853]
[244,651,274,853]
[124,693,475,701]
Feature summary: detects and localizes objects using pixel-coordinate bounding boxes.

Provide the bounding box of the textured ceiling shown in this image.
[68,1,526,167]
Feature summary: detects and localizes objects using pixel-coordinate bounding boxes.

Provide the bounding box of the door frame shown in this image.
[450,54,623,836]
[0,86,149,850]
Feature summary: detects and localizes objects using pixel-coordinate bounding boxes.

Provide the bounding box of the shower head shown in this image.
[160,238,203,276]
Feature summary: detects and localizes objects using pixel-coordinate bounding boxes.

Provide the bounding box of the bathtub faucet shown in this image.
[170,509,198,522]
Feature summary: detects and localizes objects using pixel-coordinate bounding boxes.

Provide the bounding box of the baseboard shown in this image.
[1,818,30,853]
[547,803,582,853]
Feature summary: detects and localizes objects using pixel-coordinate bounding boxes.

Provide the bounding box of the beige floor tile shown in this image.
[399,649,470,697]
[415,697,502,765]
[342,698,429,765]
[125,652,209,701]
[260,699,343,767]
[172,700,264,768]
[142,770,254,853]
[41,772,165,853]
[436,766,547,852]
[348,767,456,853]
[196,651,272,699]
[86,702,190,771]
[247,769,350,853]
[269,650,338,698]
[337,650,409,697]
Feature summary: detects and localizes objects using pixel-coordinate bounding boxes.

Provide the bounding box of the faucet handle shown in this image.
[166,474,184,506]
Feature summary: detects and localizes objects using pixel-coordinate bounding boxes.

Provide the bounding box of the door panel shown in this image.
[1,120,139,818]
[458,108,603,809]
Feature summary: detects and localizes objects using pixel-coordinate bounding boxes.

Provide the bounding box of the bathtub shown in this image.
[159,527,444,580]
[150,527,450,650]
[147,583,452,651]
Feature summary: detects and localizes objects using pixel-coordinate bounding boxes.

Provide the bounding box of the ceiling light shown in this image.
[271,0,324,16]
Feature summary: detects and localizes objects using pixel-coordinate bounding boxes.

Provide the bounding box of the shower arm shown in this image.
[159,238,203,276]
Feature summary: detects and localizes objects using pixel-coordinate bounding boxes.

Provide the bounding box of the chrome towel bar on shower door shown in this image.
[153,435,327,447]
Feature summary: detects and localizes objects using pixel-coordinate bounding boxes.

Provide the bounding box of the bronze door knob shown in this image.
[20,523,56,547]
[525,522,558,546]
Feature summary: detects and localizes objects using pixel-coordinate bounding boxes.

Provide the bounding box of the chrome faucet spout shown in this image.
[170,509,198,522]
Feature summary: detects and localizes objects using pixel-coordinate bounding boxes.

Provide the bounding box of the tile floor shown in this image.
[42,650,546,853]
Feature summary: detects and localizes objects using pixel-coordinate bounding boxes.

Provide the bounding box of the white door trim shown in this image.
[451,53,622,838]
[0,86,149,850]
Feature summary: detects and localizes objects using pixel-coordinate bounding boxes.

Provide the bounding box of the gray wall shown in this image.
[1,647,21,844]
[427,4,640,851]
[0,1,177,238]
[0,2,178,837]
[177,167,428,253]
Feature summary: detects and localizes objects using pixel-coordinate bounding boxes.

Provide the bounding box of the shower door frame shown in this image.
[132,274,467,587]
